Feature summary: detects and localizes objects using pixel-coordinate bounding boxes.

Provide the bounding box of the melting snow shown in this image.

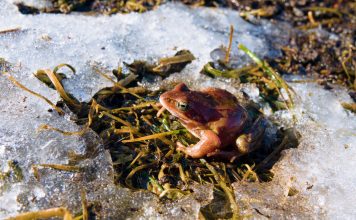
[1,0,355,219]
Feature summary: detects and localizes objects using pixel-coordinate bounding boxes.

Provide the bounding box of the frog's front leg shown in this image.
[177,130,221,158]
[236,116,267,154]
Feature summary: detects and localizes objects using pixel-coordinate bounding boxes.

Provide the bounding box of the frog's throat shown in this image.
[178,117,198,129]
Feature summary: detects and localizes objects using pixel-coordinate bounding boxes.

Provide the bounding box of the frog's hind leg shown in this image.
[236,116,267,154]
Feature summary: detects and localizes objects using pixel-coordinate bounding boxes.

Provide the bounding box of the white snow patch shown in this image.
[232,82,356,219]
[275,82,356,218]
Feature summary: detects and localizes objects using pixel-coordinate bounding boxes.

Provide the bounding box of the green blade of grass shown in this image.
[238,43,295,109]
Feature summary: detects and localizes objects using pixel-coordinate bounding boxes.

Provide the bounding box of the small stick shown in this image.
[225,25,234,63]
[0,27,21,35]
[122,130,183,143]
[307,11,317,25]
[156,106,166,117]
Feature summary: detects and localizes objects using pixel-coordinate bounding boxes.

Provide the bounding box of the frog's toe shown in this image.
[176,142,187,152]
[207,150,242,162]
[236,132,264,154]
[236,116,267,154]
[206,149,220,157]
[236,134,251,154]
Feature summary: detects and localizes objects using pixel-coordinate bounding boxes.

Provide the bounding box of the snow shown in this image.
[1,0,286,101]
[276,83,356,217]
[233,82,356,218]
[1,0,356,219]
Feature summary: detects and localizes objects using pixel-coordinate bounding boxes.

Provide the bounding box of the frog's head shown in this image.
[159,83,206,124]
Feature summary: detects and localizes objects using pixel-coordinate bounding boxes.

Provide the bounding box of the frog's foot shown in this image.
[207,150,242,163]
[176,141,188,153]
[176,141,213,158]
[236,116,267,154]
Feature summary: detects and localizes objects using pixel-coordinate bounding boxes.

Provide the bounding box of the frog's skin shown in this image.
[159,83,266,160]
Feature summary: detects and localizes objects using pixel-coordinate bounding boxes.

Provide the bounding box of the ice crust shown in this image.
[1,0,356,219]
[233,82,356,218]
[274,83,356,218]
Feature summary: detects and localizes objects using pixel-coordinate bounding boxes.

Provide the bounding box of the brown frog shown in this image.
[159,83,266,161]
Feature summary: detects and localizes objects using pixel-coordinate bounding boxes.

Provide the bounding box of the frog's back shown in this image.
[202,87,239,108]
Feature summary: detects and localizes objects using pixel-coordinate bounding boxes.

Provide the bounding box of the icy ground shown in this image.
[1,0,356,219]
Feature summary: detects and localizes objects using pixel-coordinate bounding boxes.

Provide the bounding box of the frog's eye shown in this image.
[176,102,188,111]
